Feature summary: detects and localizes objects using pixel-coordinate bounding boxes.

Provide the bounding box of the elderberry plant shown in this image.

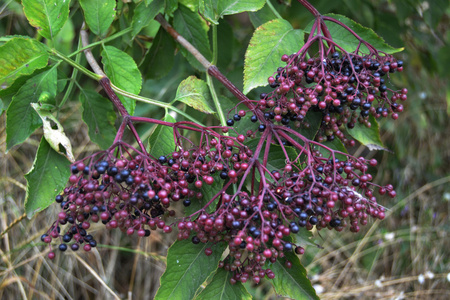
[1,0,408,298]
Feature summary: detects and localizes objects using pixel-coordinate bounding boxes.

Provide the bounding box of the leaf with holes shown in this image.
[154,239,227,300]
[244,19,304,94]
[101,45,142,115]
[24,138,71,218]
[22,0,70,40]
[79,0,116,37]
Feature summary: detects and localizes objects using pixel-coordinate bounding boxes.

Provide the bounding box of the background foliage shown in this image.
[0,0,448,299]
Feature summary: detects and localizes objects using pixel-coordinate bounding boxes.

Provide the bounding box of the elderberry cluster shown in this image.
[42,132,253,259]
[255,49,406,145]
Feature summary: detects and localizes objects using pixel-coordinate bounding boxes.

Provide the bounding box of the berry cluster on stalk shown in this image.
[41,1,405,286]
[253,17,407,145]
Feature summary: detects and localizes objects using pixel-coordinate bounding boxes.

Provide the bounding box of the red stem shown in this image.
[297,0,321,17]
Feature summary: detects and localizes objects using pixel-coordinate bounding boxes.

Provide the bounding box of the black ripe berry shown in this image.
[183,199,191,207]
[226,119,234,126]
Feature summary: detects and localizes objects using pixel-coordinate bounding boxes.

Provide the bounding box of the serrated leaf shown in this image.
[142,26,176,79]
[24,138,71,218]
[173,5,212,71]
[131,0,164,37]
[175,76,214,114]
[347,115,384,148]
[195,268,252,300]
[244,19,303,94]
[148,114,176,158]
[31,103,74,162]
[200,0,265,24]
[306,14,403,55]
[79,89,116,150]
[268,251,319,300]
[101,45,142,115]
[79,0,116,37]
[6,67,57,150]
[0,38,48,90]
[22,0,70,40]
[154,239,227,300]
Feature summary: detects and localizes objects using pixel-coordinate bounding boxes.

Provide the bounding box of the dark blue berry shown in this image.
[250,115,258,122]
[226,119,234,126]
[183,199,191,207]
[59,244,68,251]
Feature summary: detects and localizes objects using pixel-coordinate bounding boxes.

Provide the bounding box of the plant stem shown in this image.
[297,0,321,17]
[68,27,132,58]
[266,0,282,19]
[59,36,83,108]
[80,23,107,77]
[207,24,227,127]
[50,49,102,81]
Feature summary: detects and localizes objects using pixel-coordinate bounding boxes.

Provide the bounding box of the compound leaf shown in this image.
[101,45,142,115]
[173,5,212,71]
[22,0,70,40]
[79,89,116,150]
[347,115,384,148]
[244,19,303,94]
[6,67,57,150]
[79,0,116,37]
[195,268,252,300]
[154,239,227,300]
[0,37,48,90]
[24,138,71,218]
[148,113,176,158]
[175,76,214,114]
[269,251,319,300]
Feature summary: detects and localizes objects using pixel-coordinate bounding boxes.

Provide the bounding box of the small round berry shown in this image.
[59,244,68,252]
[226,119,235,126]
[48,252,56,259]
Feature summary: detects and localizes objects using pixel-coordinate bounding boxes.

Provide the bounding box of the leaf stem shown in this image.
[68,27,132,58]
[266,0,282,19]
[50,49,102,81]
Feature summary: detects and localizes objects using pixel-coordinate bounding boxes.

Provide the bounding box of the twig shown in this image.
[80,22,106,77]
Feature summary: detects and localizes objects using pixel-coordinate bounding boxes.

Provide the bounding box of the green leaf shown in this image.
[306,14,403,54]
[195,268,252,300]
[320,138,348,162]
[248,3,278,28]
[301,111,322,140]
[6,68,57,150]
[246,139,297,172]
[347,115,384,148]
[292,228,316,247]
[154,239,227,300]
[0,38,48,90]
[200,0,266,24]
[268,251,319,300]
[165,0,178,15]
[22,0,70,40]
[142,26,176,79]
[175,76,214,114]
[131,0,164,37]
[243,19,303,94]
[173,5,212,71]
[79,89,116,150]
[79,0,116,37]
[148,114,176,158]
[31,103,75,162]
[24,138,71,218]
[101,45,142,115]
